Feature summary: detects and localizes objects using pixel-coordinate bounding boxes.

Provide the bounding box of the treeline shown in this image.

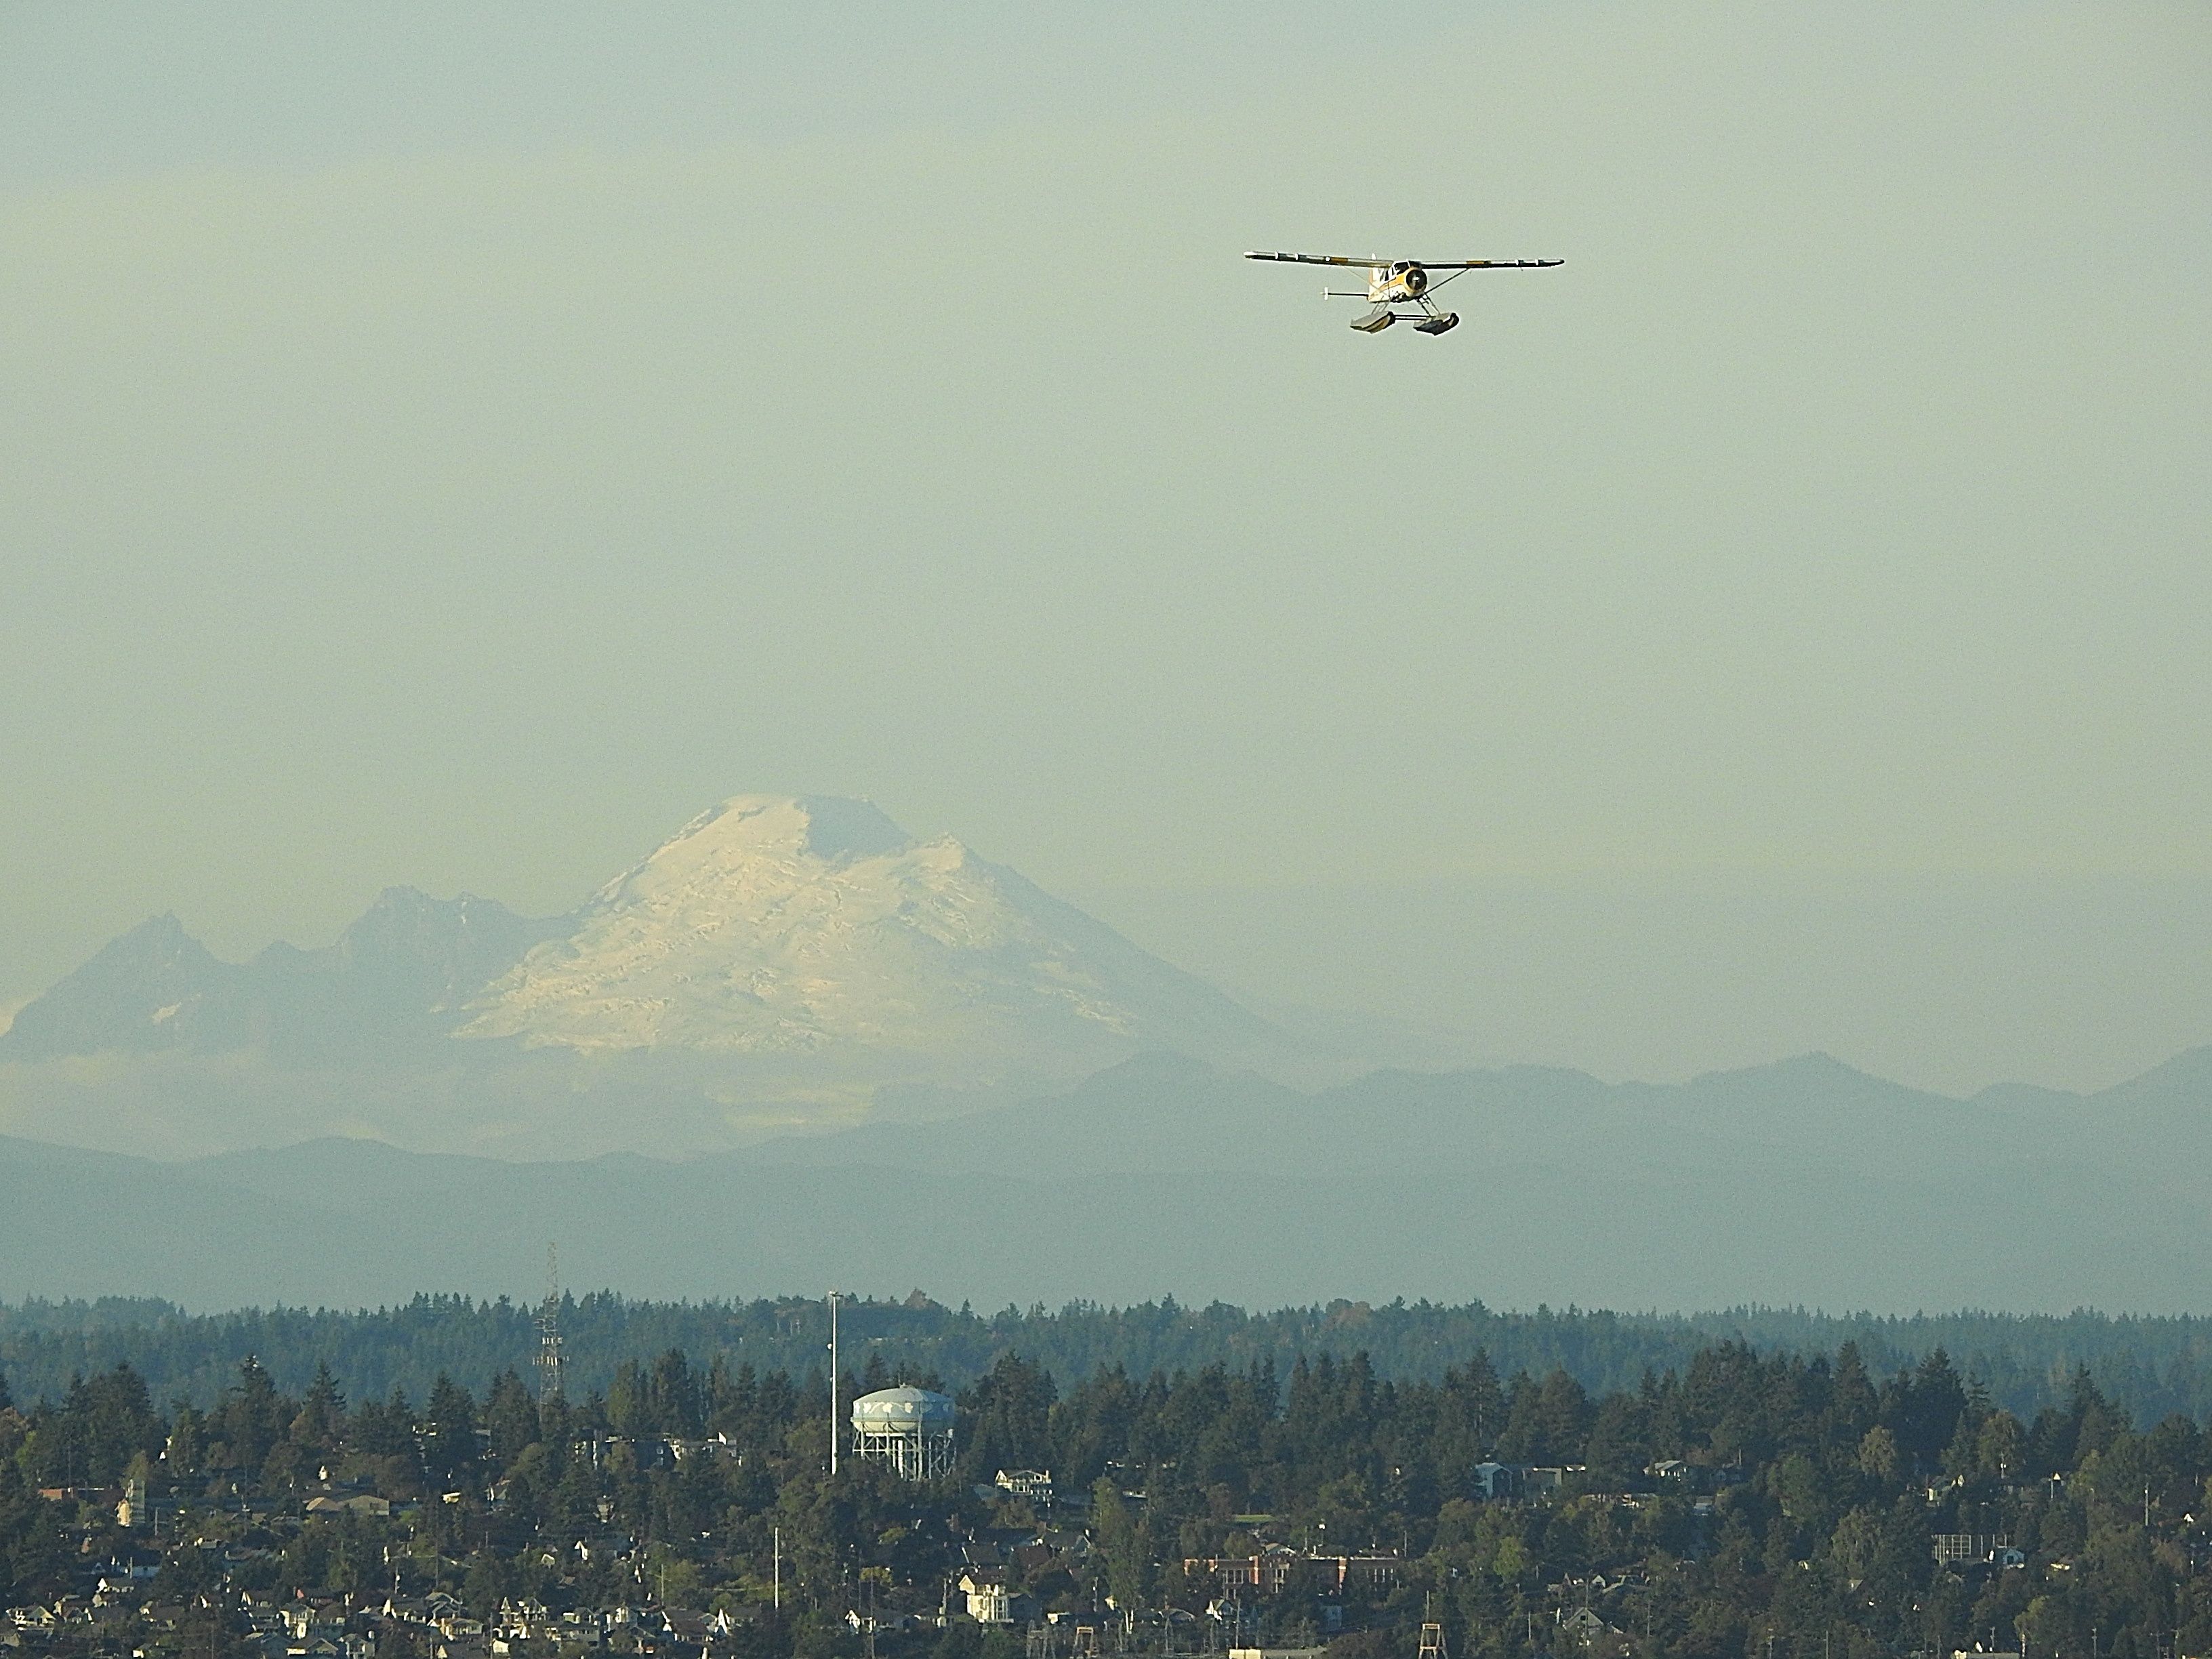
[8,1295,2212,1424]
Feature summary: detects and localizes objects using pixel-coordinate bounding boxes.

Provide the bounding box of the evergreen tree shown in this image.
[423,1372,478,1486]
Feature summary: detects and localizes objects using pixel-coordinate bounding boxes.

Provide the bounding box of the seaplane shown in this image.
[1244,249,1563,335]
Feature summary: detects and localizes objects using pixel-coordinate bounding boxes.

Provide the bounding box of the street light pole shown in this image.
[829,1290,842,1477]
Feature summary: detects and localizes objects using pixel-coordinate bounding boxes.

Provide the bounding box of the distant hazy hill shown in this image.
[2,1047,2208,1315]
[0,795,1294,1157]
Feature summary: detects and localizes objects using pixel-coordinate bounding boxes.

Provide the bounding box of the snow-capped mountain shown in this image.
[0,796,1292,1155]
[457,795,1278,1074]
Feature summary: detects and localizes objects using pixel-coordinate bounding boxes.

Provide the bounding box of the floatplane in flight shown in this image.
[1244,249,1563,335]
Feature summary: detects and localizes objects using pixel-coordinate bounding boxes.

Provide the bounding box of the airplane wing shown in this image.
[1244,251,1392,268]
[1245,251,1564,269]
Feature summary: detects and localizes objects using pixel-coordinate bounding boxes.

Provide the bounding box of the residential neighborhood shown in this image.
[4,1340,2211,1659]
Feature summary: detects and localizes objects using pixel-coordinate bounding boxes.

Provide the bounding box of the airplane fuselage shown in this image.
[1368,262,1429,303]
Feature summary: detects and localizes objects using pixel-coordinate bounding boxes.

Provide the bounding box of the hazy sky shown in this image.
[4,3,2207,1093]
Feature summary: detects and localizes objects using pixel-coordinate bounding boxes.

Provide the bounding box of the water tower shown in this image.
[850,1385,956,1480]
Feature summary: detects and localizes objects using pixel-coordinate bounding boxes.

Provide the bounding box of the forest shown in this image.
[7,1294,2212,1427]
[4,1326,2211,1659]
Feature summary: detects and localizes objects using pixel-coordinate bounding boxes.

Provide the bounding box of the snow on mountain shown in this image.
[0,795,1296,1155]
[457,795,1281,1076]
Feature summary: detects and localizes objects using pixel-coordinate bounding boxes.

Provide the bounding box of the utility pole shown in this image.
[829,1290,842,1477]
[773,1526,781,1611]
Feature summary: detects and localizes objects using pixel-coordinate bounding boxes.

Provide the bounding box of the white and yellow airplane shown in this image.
[1244,249,1563,335]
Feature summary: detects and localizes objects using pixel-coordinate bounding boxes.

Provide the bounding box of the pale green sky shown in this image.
[3,3,2207,1091]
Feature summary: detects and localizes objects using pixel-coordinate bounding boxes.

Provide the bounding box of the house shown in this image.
[1308,1554,1403,1595]
[996,1470,1054,1504]
[1471,1463,1520,1500]
[493,1599,553,1641]
[663,1610,710,1646]
[672,1435,743,1465]
[1931,1534,2011,1568]
[306,1495,386,1518]
[285,1603,348,1645]
[961,1569,1012,1624]
[102,1547,162,1582]
[1559,1608,1631,1658]
[1190,1546,1303,1596]
[1643,1460,1742,1496]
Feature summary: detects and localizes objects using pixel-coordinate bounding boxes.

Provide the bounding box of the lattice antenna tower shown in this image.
[537,1243,565,1402]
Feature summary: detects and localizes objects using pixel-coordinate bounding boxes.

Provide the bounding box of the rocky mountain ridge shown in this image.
[0,889,562,1065]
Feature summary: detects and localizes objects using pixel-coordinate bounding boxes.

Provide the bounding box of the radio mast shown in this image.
[537,1244,565,1402]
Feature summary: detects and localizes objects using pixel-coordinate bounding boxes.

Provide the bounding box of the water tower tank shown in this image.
[851,1385,956,1435]
[849,1385,956,1479]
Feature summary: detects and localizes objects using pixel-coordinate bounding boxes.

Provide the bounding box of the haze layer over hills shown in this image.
[4,1047,2212,1312]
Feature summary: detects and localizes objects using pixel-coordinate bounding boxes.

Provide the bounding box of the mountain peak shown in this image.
[113,912,205,959]
[594,796,916,911]
[0,913,229,1059]
[462,792,1277,1078]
